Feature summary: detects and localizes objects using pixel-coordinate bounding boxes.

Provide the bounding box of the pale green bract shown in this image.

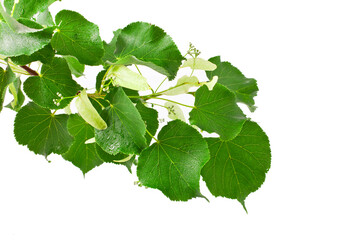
[109,65,150,91]
[0,3,270,210]
[75,90,107,130]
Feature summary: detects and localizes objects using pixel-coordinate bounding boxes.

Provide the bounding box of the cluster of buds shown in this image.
[53,92,63,106]
[134,181,148,189]
[187,42,201,58]
[102,85,110,93]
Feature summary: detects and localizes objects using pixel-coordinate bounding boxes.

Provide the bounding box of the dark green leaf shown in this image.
[207,56,258,112]
[62,114,103,174]
[95,69,107,93]
[189,84,247,141]
[96,145,134,173]
[103,29,121,63]
[63,56,85,78]
[95,87,147,155]
[114,22,184,80]
[4,0,57,19]
[14,102,73,157]
[202,121,271,211]
[5,77,25,111]
[136,102,159,145]
[0,65,16,112]
[137,120,210,201]
[23,57,82,109]
[51,10,104,65]
[10,43,55,65]
[0,21,52,56]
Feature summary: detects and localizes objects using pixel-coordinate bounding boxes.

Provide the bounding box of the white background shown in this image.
[1,0,360,239]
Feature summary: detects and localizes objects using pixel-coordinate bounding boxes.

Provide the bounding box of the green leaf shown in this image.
[36,8,54,27]
[10,43,55,65]
[14,102,73,157]
[95,145,134,173]
[23,57,82,109]
[114,22,184,80]
[63,56,85,78]
[0,21,52,57]
[62,114,104,174]
[201,121,271,210]
[189,84,247,140]
[102,29,121,63]
[136,102,159,145]
[5,77,25,111]
[137,120,210,201]
[207,56,258,112]
[95,87,147,155]
[0,65,16,112]
[4,0,57,19]
[51,10,104,65]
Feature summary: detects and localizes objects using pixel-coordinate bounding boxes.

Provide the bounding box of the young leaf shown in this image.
[136,102,159,145]
[189,84,247,140]
[207,56,259,112]
[10,43,55,65]
[5,77,25,111]
[75,90,107,130]
[162,76,199,96]
[0,22,52,57]
[23,57,82,109]
[51,10,104,65]
[63,56,85,78]
[109,65,150,91]
[114,22,184,80]
[201,121,271,210]
[137,120,210,201]
[0,65,16,112]
[62,114,104,174]
[14,102,73,157]
[181,58,217,71]
[4,0,57,19]
[95,87,147,155]
[36,8,55,27]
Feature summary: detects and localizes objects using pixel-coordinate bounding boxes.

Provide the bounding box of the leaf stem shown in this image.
[99,65,113,94]
[20,65,39,76]
[146,129,159,143]
[155,77,168,93]
[135,64,155,94]
[150,97,195,109]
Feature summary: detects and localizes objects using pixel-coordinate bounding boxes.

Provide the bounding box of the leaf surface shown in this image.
[189,84,247,140]
[202,121,271,210]
[0,65,16,112]
[23,57,82,109]
[14,102,73,157]
[137,120,210,201]
[95,87,147,155]
[5,77,25,111]
[136,102,159,145]
[51,10,104,65]
[207,56,258,112]
[63,56,85,78]
[4,0,57,19]
[10,43,55,65]
[62,114,104,174]
[114,22,184,80]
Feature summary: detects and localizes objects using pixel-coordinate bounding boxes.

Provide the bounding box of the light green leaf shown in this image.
[51,10,104,65]
[63,56,85,78]
[114,22,184,80]
[95,87,147,155]
[162,76,199,96]
[4,0,57,19]
[62,114,104,174]
[207,56,258,112]
[202,76,218,91]
[137,120,210,201]
[136,102,159,145]
[181,57,217,71]
[14,102,73,157]
[0,65,16,112]
[109,65,150,91]
[23,57,82,109]
[0,21,52,57]
[165,102,186,122]
[189,84,247,140]
[5,77,25,111]
[75,90,107,130]
[202,121,271,211]
[36,8,54,27]
[10,43,55,65]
